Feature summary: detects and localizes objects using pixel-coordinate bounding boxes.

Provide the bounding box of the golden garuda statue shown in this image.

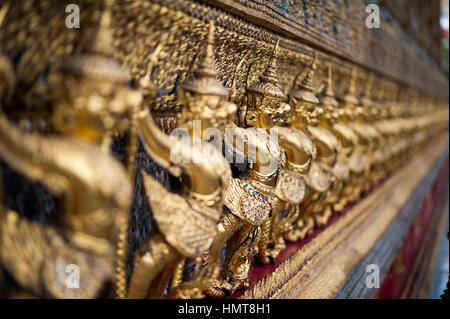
[0,0,448,300]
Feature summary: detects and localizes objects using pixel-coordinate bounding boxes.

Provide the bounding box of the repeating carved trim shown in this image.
[199,0,448,99]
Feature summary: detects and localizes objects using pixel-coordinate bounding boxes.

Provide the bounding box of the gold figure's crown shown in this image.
[290,54,319,105]
[177,21,236,130]
[51,0,141,140]
[179,21,229,99]
[360,73,374,107]
[341,68,360,106]
[319,65,339,107]
[59,0,129,84]
[247,39,286,100]
[360,73,381,121]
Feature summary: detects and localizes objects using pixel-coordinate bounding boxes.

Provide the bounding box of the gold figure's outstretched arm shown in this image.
[136,111,181,176]
[204,38,289,293]
[136,109,229,198]
[136,21,230,198]
[0,114,52,188]
[130,109,231,298]
[127,159,228,298]
[129,21,232,298]
[257,126,315,263]
[0,113,131,298]
[277,126,315,169]
[0,112,131,241]
[284,56,341,239]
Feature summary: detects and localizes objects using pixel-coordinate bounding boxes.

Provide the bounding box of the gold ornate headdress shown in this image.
[51,0,140,141]
[247,39,286,101]
[177,21,236,130]
[319,65,339,108]
[341,68,360,106]
[245,39,290,128]
[59,0,128,84]
[179,22,229,98]
[290,55,319,105]
[360,73,375,108]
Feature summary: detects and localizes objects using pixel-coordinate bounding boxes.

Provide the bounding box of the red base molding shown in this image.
[376,161,449,299]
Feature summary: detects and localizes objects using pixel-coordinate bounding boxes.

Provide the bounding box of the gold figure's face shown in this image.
[178,90,222,115]
[215,101,238,131]
[354,105,364,120]
[177,89,236,134]
[271,101,291,127]
[296,100,323,126]
[50,73,139,141]
[342,104,357,121]
[364,106,380,121]
[377,105,389,119]
[246,92,289,128]
[322,104,339,125]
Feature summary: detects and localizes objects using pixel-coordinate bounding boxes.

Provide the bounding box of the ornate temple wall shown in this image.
[0,0,448,299]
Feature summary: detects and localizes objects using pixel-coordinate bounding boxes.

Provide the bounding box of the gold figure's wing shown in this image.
[141,171,219,257]
[275,169,306,205]
[348,122,372,144]
[306,125,341,159]
[306,162,332,192]
[348,148,370,174]
[0,210,114,299]
[332,123,358,151]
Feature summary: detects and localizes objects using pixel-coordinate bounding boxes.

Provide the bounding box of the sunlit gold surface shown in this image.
[0,0,448,299]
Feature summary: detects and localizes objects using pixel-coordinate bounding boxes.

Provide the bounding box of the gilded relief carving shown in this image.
[0,0,448,299]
